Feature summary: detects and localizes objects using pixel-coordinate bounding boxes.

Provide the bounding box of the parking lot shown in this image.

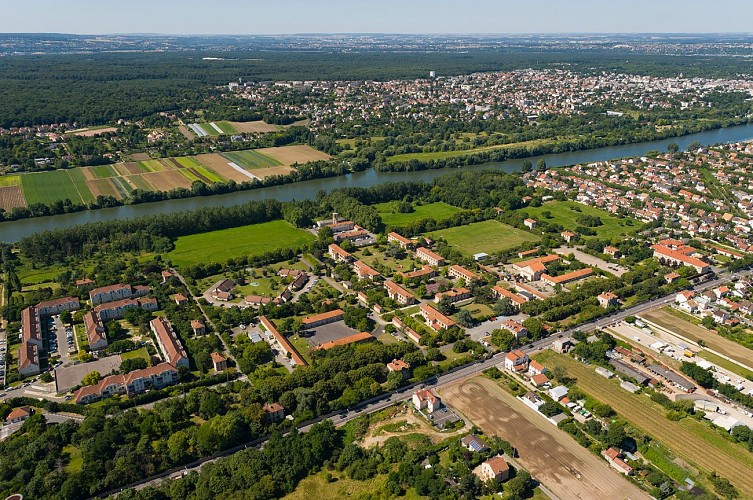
[54,355,123,393]
[49,314,75,362]
[303,320,360,348]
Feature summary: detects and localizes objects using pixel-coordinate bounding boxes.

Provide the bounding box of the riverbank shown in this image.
[2,122,753,242]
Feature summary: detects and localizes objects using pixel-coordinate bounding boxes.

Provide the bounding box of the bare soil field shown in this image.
[0,186,26,210]
[360,410,468,448]
[115,162,146,176]
[140,170,193,191]
[229,121,281,133]
[86,179,121,199]
[68,127,117,137]
[251,165,296,179]
[535,351,753,496]
[178,125,195,140]
[194,153,250,183]
[257,145,331,165]
[440,376,649,500]
[643,307,753,367]
[129,153,151,162]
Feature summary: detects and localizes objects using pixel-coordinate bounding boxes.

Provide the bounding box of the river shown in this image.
[3,123,753,243]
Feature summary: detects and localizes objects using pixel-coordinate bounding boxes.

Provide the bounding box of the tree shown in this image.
[81,371,101,386]
[60,310,72,324]
[539,401,562,417]
[701,316,716,329]
[667,142,679,155]
[522,318,544,340]
[493,298,517,316]
[490,329,516,351]
[521,160,532,173]
[536,159,547,172]
[456,309,474,328]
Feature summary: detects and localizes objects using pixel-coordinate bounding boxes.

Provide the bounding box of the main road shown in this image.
[95,267,747,498]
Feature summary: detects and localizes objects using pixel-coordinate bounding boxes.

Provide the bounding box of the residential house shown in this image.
[491,286,528,309]
[598,292,619,308]
[476,456,510,482]
[74,363,180,404]
[603,246,621,258]
[83,311,108,352]
[503,350,529,372]
[210,352,227,372]
[388,231,416,249]
[561,231,577,243]
[602,448,633,475]
[5,406,33,424]
[448,264,479,284]
[413,389,442,413]
[387,359,410,377]
[523,218,538,229]
[531,373,550,387]
[263,403,285,422]
[461,434,489,452]
[501,319,528,339]
[328,243,352,263]
[191,319,206,335]
[416,247,445,267]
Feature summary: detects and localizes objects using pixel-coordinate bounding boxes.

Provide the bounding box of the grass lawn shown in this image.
[63,445,83,473]
[284,471,390,500]
[20,170,84,205]
[289,335,313,365]
[376,201,462,226]
[427,220,540,256]
[698,350,753,380]
[121,347,150,363]
[18,263,66,284]
[519,201,641,239]
[221,150,281,169]
[168,220,316,267]
[459,302,494,319]
[534,350,753,496]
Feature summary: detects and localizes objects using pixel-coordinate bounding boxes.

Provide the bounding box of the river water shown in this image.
[3,123,753,243]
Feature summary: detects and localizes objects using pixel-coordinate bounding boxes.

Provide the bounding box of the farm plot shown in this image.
[257,144,331,165]
[20,170,84,205]
[140,170,193,191]
[248,166,295,179]
[125,175,155,191]
[87,164,119,179]
[66,169,96,204]
[194,154,251,183]
[440,376,649,500]
[228,121,280,133]
[86,179,122,199]
[114,162,149,176]
[426,220,540,256]
[0,186,26,211]
[534,351,753,496]
[221,150,281,170]
[0,176,20,187]
[168,220,316,267]
[129,153,151,162]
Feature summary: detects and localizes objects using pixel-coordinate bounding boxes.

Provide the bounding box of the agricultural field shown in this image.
[257,145,331,165]
[440,376,649,500]
[534,350,753,496]
[20,170,90,205]
[190,120,281,136]
[643,307,753,368]
[376,201,461,226]
[221,150,281,169]
[520,200,641,239]
[168,220,316,267]
[426,220,540,255]
[386,137,565,163]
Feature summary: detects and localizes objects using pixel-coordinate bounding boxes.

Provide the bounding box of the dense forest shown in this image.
[2,50,753,127]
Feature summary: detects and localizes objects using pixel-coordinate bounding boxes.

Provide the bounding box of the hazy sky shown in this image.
[2,0,750,35]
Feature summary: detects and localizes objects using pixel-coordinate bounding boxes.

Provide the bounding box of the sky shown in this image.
[1,0,750,35]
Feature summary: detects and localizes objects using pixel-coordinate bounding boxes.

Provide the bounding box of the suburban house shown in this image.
[602,448,633,475]
[259,316,308,367]
[149,317,190,369]
[541,268,593,286]
[89,283,150,305]
[263,403,286,423]
[211,352,227,372]
[83,311,108,352]
[328,243,353,263]
[531,373,550,387]
[523,218,538,229]
[561,230,577,243]
[76,278,95,289]
[503,350,529,372]
[416,247,445,267]
[461,434,489,452]
[549,385,569,401]
[74,363,180,404]
[413,389,442,413]
[419,304,458,331]
[384,280,416,305]
[501,319,528,339]
[476,456,510,482]
[312,332,374,351]
[603,245,621,258]
[387,231,416,249]
[5,406,33,424]
[448,264,479,283]
[211,279,235,301]
[301,309,345,329]
[191,319,206,335]
[528,360,546,376]
[172,293,188,306]
[598,292,619,308]
[491,286,528,309]
[401,265,436,281]
[387,359,410,377]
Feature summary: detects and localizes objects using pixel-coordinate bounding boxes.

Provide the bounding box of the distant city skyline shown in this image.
[1,0,751,35]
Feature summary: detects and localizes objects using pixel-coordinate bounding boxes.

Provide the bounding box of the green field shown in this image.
[376,201,462,226]
[221,150,281,169]
[216,121,238,134]
[89,165,118,179]
[126,174,154,191]
[426,220,540,255]
[194,166,224,183]
[168,220,316,267]
[176,156,204,169]
[0,175,20,186]
[67,168,96,203]
[519,201,641,239]
[20,170,84,205]
[386,137,562,163]
[121,347,151,363]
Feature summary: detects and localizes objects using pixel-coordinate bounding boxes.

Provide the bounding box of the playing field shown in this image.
[377,201,462,226]
[168,220,316,267]
[20,170,86,205]
[534,351,753,496]
[643,307,753,368]
[221,150,281,169]
[520,201,641,239]
[440,376,649,500]
[426,220,540,255]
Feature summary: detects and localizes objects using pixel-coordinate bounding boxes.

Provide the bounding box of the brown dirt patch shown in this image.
[68,127,117,137]
[360,408,468,448]
[229,121,280,133]
[251,166,296,179]
[140,170,193,191]
[0,186,26,211]
[178,125,195,140]
[440,376,649,500]
[194,153,250,183]
[80,168,98,181]
[115,162,144,176]
[256,145,331,165]
[129,153,151,162]
[86,179,121,199]
[643,308,753,367]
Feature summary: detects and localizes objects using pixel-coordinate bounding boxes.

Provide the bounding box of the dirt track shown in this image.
[440,377,649,500]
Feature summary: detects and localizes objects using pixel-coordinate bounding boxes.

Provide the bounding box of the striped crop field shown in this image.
[221,150,281,169]
[21,170,85,205]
